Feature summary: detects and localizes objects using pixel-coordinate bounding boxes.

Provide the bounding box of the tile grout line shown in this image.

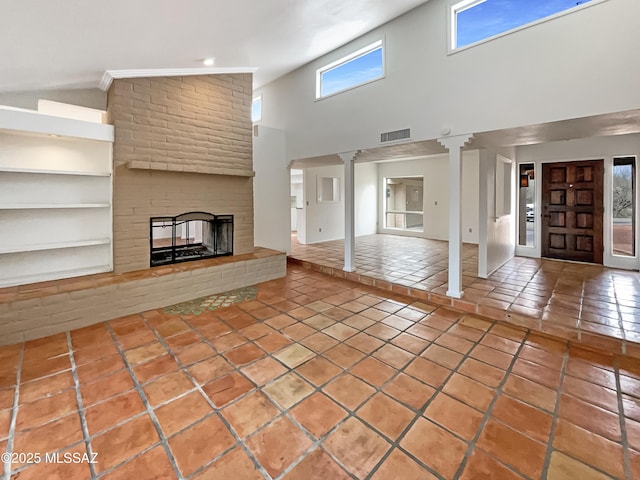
[450,329,534,480]
[142,315,273,480]
[614,358,632,480]
[2,345,23,480]
[104,323,184,480]
[538,341,569,480]
[66,332,97,478]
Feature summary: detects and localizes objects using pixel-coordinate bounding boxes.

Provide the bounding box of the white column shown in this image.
[339,151,358,272]
[437,134,474,298]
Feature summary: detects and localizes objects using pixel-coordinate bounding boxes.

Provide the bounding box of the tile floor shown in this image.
[291,234,640,351]
[1,266,640,479]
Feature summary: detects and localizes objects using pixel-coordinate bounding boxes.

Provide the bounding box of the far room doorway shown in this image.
[541,159,604,264]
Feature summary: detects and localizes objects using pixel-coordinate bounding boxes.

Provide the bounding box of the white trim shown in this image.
[99,67,259,91]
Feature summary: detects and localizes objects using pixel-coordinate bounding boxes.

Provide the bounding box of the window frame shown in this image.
[448,0,607,53]
[315,39,385,100]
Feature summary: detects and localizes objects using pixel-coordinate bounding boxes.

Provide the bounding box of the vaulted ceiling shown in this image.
[0,0,429,93]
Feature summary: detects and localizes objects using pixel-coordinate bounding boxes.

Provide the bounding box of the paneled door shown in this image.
[541,160,604,264]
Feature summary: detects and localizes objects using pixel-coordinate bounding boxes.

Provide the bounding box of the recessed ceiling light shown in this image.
[203,58,215,66]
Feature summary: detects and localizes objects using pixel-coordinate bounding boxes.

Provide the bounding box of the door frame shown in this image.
[515,155,640,270]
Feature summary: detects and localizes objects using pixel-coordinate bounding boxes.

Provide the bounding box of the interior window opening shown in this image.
[384,177,424,233]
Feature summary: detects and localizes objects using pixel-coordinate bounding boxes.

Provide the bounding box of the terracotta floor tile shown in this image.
[92,414,160,473]
[405,357,451,388]
[470,344,513,370]
[155,391,213,438]
[324,417,390,478]
[10,444,91,480]
[100,445,178,480]
[188,355,234,385]
[241,356,287,386]
[512,358,561,389]
[458,358,505,388]
[265,313,297,330]
[323,373,376,411]
[480,333,521,355]
[566,359,617,389]
[296,356,342,386]
[21,355,71,383]
[365,323,401,341]
[323,344,366,368]
[371,448,438,480]
[547,450,611,480]
[283,448,351,480]
[553,419,625,478]
[518,344,564,370]
[192,447,263,480]
[391,332,430,354]
[164,331,200,350]
[116,329,157,351]
[435,333,475,354]
[351,357,396,387]
[283,322,317,341]
[80,369,135,407]
[425,393,484,441]
[20,370,74,404]
[421,343,463,370]
[174,343,216,366]
[202,372,253,407]
[477,420,546,479]
[383,373,435,410]
[502,374,557,413]
[0,388,14,410]
[558,394,621,442]
[291,392,348,438]
[401,417,467,478]
[299,332,339,353]
[343,314,376,331]
[382,314,414,331]
[15,389,78,431]
[254,332,292,353]
[459,449,524,480]
[143,371,195,406]
[132,354,179,384]
[246,416,313,478]
[169,415,237,477]
[373,343,414,369]
[492,395,552,443]
[357,392,415,440]
[222,391,279,438]
[210,332,248,352]
[442,373,494,411]
[85,390,145,435]
[303,314,335,331]
[563,375,619,413]
[224,343,266,366]
[76,353,125,384]
[263,373,314,409]
[12,413,83,465]
[621,374,640,399]
[274,344,315,368]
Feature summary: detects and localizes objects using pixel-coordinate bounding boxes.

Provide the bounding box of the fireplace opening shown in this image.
[150,212,233,267]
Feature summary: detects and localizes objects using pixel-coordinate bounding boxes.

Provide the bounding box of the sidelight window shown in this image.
[612,157,636,257]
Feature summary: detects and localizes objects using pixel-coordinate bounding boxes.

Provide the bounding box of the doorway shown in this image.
[541,160,604,264]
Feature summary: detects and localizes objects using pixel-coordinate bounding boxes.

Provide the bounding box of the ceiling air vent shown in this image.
[380,128,410,143]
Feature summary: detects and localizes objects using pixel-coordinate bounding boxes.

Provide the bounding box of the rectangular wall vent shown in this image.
[380,128,410,143]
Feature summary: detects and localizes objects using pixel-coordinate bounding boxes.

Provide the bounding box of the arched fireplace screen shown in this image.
[150,212,233,267]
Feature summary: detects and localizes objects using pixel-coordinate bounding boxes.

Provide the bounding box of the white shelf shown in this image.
[0,166,110,176]
[0,264,112,289]
[0,238,110,255]
[0,203,110,210]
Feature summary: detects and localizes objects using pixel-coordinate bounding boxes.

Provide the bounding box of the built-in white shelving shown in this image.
[0,104,114,287]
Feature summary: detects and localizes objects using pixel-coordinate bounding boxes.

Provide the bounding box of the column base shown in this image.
[446,290,464,299]
[343,266,356,273]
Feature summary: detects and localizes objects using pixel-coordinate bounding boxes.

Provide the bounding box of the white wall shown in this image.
[301,164,345,244]
[478,148,516,277]
[0,88,106,110]
[256,0,640,161]
[355,162,378,236]
[377,153,479,243]
[253,126,291,253]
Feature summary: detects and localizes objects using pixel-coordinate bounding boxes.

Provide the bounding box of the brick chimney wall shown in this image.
[107,74,255,273]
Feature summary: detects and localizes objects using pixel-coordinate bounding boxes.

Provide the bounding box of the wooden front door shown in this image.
[541,160,604,264]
